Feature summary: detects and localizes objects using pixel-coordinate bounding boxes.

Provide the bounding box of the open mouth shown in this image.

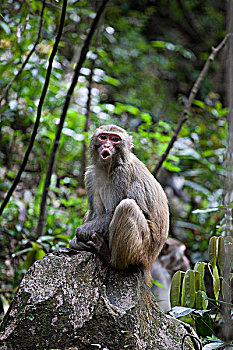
[101,149,111,160]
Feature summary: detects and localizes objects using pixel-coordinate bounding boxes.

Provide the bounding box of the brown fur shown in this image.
[69,125,169,283]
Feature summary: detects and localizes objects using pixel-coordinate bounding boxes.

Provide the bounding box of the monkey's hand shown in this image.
[69,232,111,264]
[75,214,112,242]
[69,223,94,251]
[75,222,95,242]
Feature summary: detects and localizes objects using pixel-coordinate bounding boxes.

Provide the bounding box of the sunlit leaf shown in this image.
[151,279,166,289]
[195,290,208,310]
[169,306,195,318]
[25,243,46,270]
[212,266,220,300]
[209,237,217,268]
[192,208,218,214]
[151,40,166,48]
[194,262,206,280]
[102,75,120,86]
[203,341,225,350]
[170,271,182,307]
[194,271,206,293]
[163,161,181,172]
[181,270,195,308]
[218,237,225,275]
[140,112,152,124]
[55,234,70,241]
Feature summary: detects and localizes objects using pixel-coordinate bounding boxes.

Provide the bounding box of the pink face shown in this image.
[97,132,122,160]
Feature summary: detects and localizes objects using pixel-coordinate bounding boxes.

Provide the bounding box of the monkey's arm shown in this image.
[76,212,113,240]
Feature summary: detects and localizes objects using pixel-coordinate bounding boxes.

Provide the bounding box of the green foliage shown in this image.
[170,236,233,347]
[0,4,230,345]
[25,242,46,270]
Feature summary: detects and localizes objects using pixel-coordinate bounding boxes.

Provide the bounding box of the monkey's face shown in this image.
[90,125,133,168]
[97,132,122,161]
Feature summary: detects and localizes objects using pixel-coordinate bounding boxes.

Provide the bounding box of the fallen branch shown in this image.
[152,34,230,177]
[36,0,110,238]
[0,1,46,110]
[0,0,67,216]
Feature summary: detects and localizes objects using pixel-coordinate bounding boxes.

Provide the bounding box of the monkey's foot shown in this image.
[90,232,111,263]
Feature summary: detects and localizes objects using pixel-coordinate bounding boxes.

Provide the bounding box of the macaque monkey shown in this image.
[69,125,169,282]
[150,238,190,311]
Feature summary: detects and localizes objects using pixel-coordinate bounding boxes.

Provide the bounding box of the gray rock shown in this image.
[0,249,200,350]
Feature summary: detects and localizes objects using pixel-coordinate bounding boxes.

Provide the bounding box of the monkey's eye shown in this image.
[98,134,108,141]
[110,135,121,142]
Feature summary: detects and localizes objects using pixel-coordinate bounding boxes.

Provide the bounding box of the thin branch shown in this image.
[80,21,103,187]
[0,0,67,216]
[80,62,94,188]
[22,0,30,37]
[36,0,110,238]
[0,1,46,110]
[152,34,230,177]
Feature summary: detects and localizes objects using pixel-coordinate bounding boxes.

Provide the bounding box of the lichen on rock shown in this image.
[0,248,200,350]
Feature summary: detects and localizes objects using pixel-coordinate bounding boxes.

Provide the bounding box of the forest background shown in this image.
[0,0,232,346]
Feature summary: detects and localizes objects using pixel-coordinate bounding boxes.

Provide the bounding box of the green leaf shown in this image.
[212,266,220,300]
[157,120,171,132]
[0,21,10,34]
[193,99,206,108]
[151,40,166,48]
[12,248,31,258]
[163,161,181,172]
[217,237,225,275]
[209,237,217,268]
[114,103,126,115]
[170,271,182,307]
[194,262,205,281]
[194,312,213,337]
[55,234,70,241]
[181,270,195,308]
[37,235,55,243]
[194,271,206,293]
[102,75,120,86]
[195,290,208,310]
[169,306,195,318]
[192,208,218,214]
[25,243,46,270]
[203,341,225,350]
[194,271,202,291]
[140,112,152,124]
[151,279,166,289]
[127,105,140,115]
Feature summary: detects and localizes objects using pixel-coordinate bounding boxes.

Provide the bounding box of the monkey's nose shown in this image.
[104,141,111,148]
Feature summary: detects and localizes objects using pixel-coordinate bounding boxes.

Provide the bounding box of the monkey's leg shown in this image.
[109,198,151,271]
